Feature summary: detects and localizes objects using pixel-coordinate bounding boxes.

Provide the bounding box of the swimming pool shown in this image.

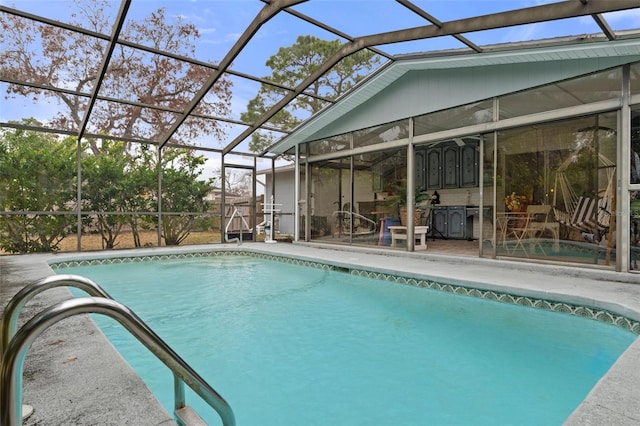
[56,252,637,425]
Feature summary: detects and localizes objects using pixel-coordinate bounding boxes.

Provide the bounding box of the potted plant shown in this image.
[504,192,528,212]
[387,182,431,226]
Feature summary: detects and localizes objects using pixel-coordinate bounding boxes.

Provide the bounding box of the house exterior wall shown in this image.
[284,58,640,272]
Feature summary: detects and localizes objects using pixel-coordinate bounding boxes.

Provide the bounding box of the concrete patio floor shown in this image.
[1,242,638,425]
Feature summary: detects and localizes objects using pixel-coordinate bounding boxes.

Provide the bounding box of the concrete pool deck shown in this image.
[1,242,639,425]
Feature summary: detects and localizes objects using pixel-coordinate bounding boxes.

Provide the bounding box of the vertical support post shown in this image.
[619,64,631,272]
[157,146,163,247]
[174,375,186,410]
[407,118,415,251]
[76,136,83,252]
[294,144,300,241]
[349,151,354,243]
[221,154,227,241]
[253,156,258,242]
[270,157,276,242]
[490,97,500,258]
[478,134,486,257]
[305,160,311,241]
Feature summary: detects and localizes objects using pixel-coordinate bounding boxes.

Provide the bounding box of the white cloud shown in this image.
[199,27,218,35]
[200,32,241,45]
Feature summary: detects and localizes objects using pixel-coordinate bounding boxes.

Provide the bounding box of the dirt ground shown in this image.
[56,230,223,252]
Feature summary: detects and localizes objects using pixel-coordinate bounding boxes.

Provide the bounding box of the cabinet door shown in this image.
[431,207,448,238]
[426,148,441,189]
[447,207,465,239]
[442,145,459,188]
[460,142,479,187]
[415,149,426,189]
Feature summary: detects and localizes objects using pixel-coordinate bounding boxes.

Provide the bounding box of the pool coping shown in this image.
[2,242,640,425]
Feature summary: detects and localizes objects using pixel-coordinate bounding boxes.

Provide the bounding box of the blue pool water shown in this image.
[61,255,636,425]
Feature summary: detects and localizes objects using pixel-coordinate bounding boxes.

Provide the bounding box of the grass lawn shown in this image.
[0,230,223,255]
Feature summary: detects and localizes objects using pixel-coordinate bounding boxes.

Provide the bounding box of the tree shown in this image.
[1,0,232,251]
[241,35,381,153]
[0,0,232,154]
[81,140,139,249]
[0,119,77,253]
[81,143,214,248]
[153,147,215,246]
[221,169,252,196]
[121,145,157,248]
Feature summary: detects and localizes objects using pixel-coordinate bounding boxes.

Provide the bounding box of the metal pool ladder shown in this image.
[0,274,235,426]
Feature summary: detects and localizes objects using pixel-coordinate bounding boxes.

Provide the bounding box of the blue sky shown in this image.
[4,1,639,104]
[1,0,639,167]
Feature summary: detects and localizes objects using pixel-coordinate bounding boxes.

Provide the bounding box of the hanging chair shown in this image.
[553,150,616,236]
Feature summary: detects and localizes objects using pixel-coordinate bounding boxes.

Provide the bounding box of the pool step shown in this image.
[175,406,207,426]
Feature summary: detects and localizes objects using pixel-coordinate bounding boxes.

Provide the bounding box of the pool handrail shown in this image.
[0,296,236,426]
[0,274,112,356]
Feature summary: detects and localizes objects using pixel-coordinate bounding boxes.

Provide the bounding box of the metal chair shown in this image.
[525,205,553,255]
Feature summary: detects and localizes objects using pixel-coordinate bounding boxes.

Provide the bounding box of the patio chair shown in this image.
[524,204,554,255]
[498,205,556,255]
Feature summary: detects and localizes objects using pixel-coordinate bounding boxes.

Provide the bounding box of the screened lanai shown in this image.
[1,0,640,255]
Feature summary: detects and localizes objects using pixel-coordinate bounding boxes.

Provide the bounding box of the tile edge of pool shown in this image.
[48,247,640,336]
